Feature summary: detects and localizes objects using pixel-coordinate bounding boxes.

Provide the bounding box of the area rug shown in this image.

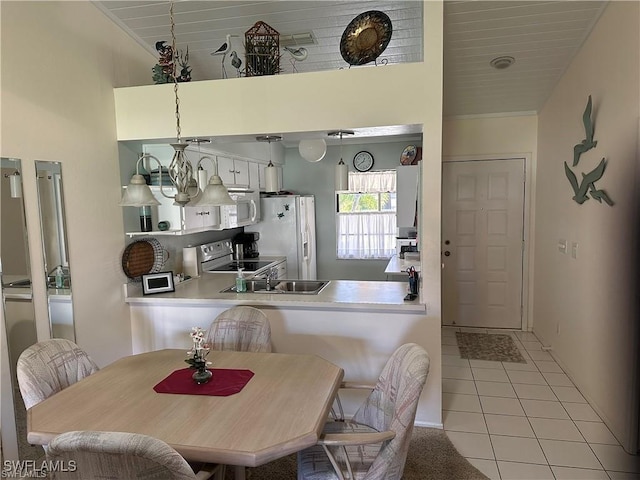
[456,332,526,363]
[224,427,488,480]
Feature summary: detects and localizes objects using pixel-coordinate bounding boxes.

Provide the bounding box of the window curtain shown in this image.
[348,170,396,192]
[336,212,396,259]
[337,170,397,259]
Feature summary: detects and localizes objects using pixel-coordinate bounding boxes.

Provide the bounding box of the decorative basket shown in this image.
[244,21,281,77]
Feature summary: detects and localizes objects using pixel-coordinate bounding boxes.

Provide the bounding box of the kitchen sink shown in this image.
[221,279,330,295]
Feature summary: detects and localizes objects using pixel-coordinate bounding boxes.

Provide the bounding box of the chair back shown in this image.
[17,338,99,409]
[205,306,272,352]
[352,343,430,480]
[46,431,197,479]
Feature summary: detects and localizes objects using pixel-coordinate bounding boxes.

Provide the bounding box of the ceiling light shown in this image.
[490,56,515,70]
[257,135,282,193]
[328,130,354,191]
[299,138,327,163]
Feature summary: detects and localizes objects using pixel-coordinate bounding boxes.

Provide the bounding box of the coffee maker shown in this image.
[232,232,260,259]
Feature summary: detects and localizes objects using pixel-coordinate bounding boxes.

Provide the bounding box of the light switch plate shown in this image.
[571,242,578,259]
[558,239,567,254]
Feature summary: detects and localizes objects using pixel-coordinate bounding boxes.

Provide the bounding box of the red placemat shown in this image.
[153,368,254,396]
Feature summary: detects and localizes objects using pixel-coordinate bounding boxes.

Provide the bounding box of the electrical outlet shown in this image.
[558,239,567,254]
[571,242,578,259]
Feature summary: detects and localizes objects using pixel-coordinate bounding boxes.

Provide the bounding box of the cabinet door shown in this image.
[183,206,204,231]
[233,159,250,187]
[248,162,260,190]
[217,156,235,186]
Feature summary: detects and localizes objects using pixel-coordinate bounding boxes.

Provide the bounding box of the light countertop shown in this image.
[125,273,425,313]
[385,255,421,275]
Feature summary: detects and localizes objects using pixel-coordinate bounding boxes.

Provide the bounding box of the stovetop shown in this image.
[207,260,274,273]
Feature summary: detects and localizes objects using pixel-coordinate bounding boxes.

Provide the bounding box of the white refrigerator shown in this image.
[246,195,316,280]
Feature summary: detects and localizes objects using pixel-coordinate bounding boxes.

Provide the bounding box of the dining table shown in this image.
[27,349,344,479]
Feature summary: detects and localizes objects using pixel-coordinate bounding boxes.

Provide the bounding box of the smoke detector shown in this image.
[490,56,515,70]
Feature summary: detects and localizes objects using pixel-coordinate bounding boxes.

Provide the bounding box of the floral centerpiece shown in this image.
[185,327,212,384]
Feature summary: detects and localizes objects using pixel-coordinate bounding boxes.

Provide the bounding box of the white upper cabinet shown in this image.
[217,156,249,188]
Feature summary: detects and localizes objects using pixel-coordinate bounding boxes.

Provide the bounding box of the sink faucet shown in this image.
[265,267,278,291]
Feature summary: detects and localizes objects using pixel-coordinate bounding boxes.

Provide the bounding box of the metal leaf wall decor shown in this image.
[564,95,613,206]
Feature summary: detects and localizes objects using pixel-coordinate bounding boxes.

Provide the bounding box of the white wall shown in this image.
[283,140,421,281]
[0,1,155,366]
[534,2,640,451]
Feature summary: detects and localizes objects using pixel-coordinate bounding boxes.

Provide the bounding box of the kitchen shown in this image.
[120,132,437,424]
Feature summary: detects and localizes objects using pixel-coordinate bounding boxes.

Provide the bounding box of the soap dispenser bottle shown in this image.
[55,266,65,289]
[236,268,246,292]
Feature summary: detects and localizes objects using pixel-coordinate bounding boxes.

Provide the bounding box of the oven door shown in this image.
[221,191,260,228]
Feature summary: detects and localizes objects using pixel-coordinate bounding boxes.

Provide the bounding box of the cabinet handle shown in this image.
[203,211,210,215]
[229,169,235,173]
[235,170,241,174]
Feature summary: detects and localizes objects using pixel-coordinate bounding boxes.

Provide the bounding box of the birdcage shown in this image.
[244,21,281,77]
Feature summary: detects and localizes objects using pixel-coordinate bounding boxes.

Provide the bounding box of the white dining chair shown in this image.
[46,430,222,479]
[297,343,430,480]
[205,306,272,353]
[17,338,99,410]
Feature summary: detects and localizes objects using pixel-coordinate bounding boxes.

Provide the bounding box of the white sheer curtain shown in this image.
[336,171,396,259]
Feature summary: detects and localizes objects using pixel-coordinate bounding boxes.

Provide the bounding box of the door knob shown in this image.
[444,251,451,256]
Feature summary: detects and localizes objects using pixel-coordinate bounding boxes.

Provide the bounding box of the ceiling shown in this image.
[95,0,607,143]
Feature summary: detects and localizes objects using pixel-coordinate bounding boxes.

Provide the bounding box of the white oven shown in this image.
[220,189,260,228]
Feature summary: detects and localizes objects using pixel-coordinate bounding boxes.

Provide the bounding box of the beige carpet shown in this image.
[456,332,526,363]
[224,427,488,480]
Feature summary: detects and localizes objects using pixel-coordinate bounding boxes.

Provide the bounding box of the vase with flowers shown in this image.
[185,327,212,384]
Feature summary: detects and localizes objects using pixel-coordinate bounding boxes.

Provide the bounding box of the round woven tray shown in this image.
[122,238,167,280]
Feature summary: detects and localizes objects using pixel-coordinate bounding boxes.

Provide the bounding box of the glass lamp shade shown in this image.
[196,174,235,206]
[9,172,22,198]
[299,139,327,163]
[335,160,349,191]
[120,174,161,206]
[265,163,279,193]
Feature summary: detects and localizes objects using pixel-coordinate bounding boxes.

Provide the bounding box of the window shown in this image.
[336,170,396,259]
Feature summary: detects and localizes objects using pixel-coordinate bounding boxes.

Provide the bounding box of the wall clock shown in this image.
[353,151,374,172]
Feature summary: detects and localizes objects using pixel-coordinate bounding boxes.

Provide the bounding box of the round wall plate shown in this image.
[340,11,392,66]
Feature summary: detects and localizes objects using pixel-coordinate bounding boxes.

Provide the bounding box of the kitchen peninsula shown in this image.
[125,274,441,428]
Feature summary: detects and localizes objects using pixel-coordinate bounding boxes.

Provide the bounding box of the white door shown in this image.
[442,159,525,329]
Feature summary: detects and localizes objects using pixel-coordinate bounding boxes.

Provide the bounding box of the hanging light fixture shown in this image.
[166,1,198,206]
[5,171,22,198]
[257,135,282,193]
[328,130,354,191]
[189,139,235,206]
[120,154,168,207]
[298,138,327,163]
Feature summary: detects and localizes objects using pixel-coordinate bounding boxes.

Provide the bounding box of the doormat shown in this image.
[456,332,526,363]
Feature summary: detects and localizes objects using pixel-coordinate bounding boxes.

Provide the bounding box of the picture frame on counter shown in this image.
[142,271,175,295]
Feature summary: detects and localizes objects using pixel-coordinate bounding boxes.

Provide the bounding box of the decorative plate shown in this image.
[401,145,417,165]
[340,10,392,66]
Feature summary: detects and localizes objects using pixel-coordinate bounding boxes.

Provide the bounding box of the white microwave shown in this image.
[221,190,260,228]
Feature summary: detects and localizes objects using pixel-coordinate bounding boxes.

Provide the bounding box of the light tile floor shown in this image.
[442,327,640,480]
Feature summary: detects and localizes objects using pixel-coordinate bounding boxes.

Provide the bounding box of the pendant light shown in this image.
[120,1,198,208]
[258,135,281,193]
[5,171,22,198]
[328,130,354,191]
[186,138,234,206]
[166,0,198,206]
[299,138,327,163]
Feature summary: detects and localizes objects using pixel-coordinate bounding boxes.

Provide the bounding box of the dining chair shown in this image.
[17,338,100,410]
[297,343,430,480]
[204,306,272,352]
[46,430,222,479]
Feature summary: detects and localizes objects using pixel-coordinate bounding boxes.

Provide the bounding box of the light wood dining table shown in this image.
[27,349,344,479]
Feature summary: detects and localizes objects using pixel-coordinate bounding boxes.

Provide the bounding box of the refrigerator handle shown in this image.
[303,224,310,260]
[249,199,257,222]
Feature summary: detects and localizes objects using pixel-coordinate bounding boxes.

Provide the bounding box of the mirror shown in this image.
[35,161,75,342]
[1,157,42,461]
